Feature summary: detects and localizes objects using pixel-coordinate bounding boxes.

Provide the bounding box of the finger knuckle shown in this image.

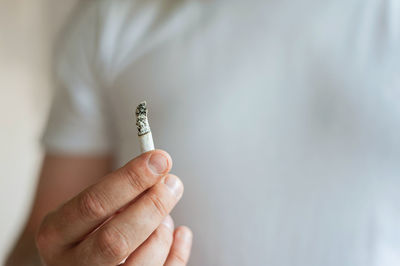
[170,250,188,264]
[35,215,55,251]
[147,192,169,217]
[124,162,150,192]
[97,225,130,260]
[78,190,108,220]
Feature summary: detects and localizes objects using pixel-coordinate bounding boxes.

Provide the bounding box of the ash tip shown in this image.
[135,101,151,136]
[136,101,147,117]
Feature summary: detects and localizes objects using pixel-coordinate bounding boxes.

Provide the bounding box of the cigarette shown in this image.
[135,101,155,153]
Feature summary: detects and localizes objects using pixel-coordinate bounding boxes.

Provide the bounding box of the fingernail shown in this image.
[161,215,174,231]
[148,153,168,174]
[164,175,183,198]
[176,228,193,245]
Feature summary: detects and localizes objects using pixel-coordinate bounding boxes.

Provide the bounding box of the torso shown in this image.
[95,0,400,264]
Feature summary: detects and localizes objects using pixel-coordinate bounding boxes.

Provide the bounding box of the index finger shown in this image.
[37,150,172,248]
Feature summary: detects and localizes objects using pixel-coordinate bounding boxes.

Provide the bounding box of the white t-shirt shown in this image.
[43,0,400,265]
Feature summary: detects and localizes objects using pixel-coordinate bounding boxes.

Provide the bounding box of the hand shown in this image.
[35,150,193,266]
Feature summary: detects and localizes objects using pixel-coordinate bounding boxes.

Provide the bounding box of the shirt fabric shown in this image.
[43,0,400,265]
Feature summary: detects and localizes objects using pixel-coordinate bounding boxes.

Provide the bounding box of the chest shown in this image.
[99,2,400,264]
[106,0,400,164]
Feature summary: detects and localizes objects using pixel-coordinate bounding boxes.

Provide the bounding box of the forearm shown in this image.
[6,231,41,266]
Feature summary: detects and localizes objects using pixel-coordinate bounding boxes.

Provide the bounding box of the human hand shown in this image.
[35,150,192,266]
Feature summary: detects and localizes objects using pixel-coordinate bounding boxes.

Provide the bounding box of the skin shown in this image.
[6,150,193,266]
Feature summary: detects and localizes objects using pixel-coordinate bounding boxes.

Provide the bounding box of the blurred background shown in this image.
[0,0,77,262]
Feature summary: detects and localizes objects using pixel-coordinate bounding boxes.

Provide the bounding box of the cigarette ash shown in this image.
[135,101,151,136]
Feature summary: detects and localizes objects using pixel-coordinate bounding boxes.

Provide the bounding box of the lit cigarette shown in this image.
[135,101,155,153]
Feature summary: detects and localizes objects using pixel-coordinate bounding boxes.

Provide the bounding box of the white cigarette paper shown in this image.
[135,101,155,153]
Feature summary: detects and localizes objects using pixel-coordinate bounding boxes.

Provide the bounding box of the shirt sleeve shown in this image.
[42,2,113,155]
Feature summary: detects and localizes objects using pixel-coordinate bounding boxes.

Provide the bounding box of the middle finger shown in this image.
[75,174,183,265]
